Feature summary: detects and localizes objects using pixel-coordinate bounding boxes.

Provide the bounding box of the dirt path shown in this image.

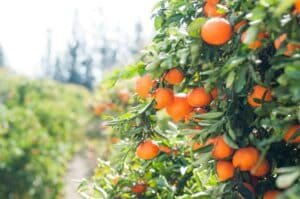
[64,136,109,199]
[64,153,92,199]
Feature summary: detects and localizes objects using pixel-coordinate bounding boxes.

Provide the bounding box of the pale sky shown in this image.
[0,0,155,76]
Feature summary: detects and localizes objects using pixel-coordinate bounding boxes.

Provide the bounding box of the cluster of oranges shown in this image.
[210,136,275,197]
[132,68,300,195]
[200,0,300,54]
[135,68,216,122]
[129,0,300,196]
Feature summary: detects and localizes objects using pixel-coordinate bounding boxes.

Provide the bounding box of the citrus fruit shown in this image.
[284,125,300,143]
[241,32,268,50]
[154,88,174,109]
[204,3,222,17]
[212,135,234,159]
[210,88,218,99]
[131,183,147,194]
[94,104,106,115]
[247,85,272,107]
[216,160,235,181]
[192,142,203,151]
[166,94,193,122]
[136,140,159,160]
[284,43,300,56]
[263,190,281,199]
[187,87,212,107]
[274,34,287,49]
[164,68,184,85]
[135,74,153,98]
[251,159,270,177]
[201,18,232,45]
[295,0,300,13]
[206,0,219,4]
[234,20,247,33]
[233,147,260,171]
[118,90,130,103]
[159,145,172,154]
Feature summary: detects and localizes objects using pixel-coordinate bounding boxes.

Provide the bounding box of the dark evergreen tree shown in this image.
[0,44,5,67]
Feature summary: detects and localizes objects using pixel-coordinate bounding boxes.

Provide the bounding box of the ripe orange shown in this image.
[166,95,193,122]
[241,32,268,50]
[274,34,300,56]
[118,90,130,103]
[212,136,234,159]
[210,88,218,99]
[284,43,300,56]
[206,0,219,4]
[94,104,106,115]
[159,145,172,154]
[216,160,235,181]
[284,125,300,143]
[136,140,159,160]
[135,74,153,98]
[111,137,120,144]
[192,142,203,151]
[203,3,223,17]
[247,85,272,107]
[201,18,232,45]
[154,88,174,109]
[131,183,147,194]
[164,68,184,85]
[233,147,260,171]
[274,34,287,50]
[263,190,281,199]
[187,87,212,107]
[296,0,300,13]
[234,20,247,33]
[106,102,117,110]
[251,159,270,177]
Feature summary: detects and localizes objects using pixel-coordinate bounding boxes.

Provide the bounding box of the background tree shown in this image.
[0,44,6,67]
[41,9,148,89]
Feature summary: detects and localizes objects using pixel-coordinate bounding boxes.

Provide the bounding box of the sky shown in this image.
[0,0,155,76]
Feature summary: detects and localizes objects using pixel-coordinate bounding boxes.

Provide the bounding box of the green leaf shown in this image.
[285,65,300,80]
[274,0,295,16]
[195,112,224,119]
[227,123,237,140]
[154,16,164,30]
[146,58,161,71]
[243,26,259,44]
[187,18,206,38]
[224,132,239,149]
[276,171,300,189]
[234,66,248,93]
[193,144,213,153]
[226,71,235,88]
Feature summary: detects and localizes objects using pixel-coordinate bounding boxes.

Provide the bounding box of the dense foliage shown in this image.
[80,0,300,198]
[0,69,91,199]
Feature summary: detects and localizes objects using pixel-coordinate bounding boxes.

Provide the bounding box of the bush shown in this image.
[0,70,91,199]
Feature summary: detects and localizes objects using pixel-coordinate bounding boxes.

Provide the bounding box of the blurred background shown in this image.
[0,0,154,88]
[0,1,155,198]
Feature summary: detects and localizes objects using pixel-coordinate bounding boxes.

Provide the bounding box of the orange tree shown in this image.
[79,0,300,198]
